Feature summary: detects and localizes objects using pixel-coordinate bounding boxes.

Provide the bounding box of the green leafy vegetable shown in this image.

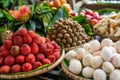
[83,24,93,36]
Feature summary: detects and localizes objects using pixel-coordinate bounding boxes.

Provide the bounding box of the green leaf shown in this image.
[83,24,93,36]
[29,20,36,30]
[72,15,86,23]
[2,10,15,21]
[0,11,4,18]
[48,7,69,27]
[63,59,69,69]
[29,5,35,16]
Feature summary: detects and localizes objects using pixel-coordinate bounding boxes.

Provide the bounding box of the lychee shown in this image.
[0,45,7,52]
[0,58,4,66]
[23,34,32,44]
[30,42,39,54]
[39,43,47,53]
[36,53,45,61]
[51,41,60,49]
[28,30,36,38]
[3,39,13,49]
[26,54,35,64]
[16,55,25,64]
[45,49,53,57]
[42,58,51,65]
[45,38,50,43]
[33,35,42,44]
[1,50,9,57]
[22,63,32,72]
[32,61,42,69]
[46,43,54,50]
[13,36,23,46]
[11,46,20,56]
[47,55,56,63]
[0,65,10,74]
[11,64,21,73]
[5,55,15,65]
[18,28,27,36]
[11,32,18,40]
[53,52,60,60]
[21,44,31,55]
[53,49,60,53]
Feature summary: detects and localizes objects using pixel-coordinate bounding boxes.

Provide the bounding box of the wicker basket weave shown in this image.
[0,50,65,79]
[61,62,91,80]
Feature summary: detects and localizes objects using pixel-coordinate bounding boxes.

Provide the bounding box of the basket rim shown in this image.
[61,62,91,80]
[0,50,65,79]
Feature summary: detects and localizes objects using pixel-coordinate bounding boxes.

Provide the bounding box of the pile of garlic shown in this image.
[93,11,120,37]
[64,38,120,80]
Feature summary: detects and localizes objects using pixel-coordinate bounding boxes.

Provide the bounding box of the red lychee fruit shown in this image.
[36,53,45,61]
[53,52,60,60]
[28,30,36,38]
[39,43,47,53]
[13,36,23,46]
[11,64,21,73]
[30,42,39,54]
[0,58,4,66]
[0,45,7,52]
[33,34,42,44]
[40,36,46,44]
[46,43,54,50]
[32,61,42,69]
[21,44,31,55]
[1,50,9,57]
[16,55,25,64]
[22,63,32,72]
[5,55,15,65]
[11,46,20,56]
[51,41,60,49]
[11,32,18,40]
[18,28,27,36]
[23,34,32,44]
[53,49,60,53]
[45,38,50,43]
[47,55,56,63]
[26,54,35,64]
[3,39,13,49]
[42,58,51,65]
[0,65,10,74]
[45,49,53,57]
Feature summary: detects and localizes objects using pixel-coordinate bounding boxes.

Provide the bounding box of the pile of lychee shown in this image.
[0,28,60,74]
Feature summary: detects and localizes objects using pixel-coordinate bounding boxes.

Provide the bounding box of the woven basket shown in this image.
[65,46,81,52]
[61,62,91,80]
[0,50,65,79]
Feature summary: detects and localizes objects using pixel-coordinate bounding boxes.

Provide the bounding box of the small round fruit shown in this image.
[22,63,32,72]
[11,46,20,56]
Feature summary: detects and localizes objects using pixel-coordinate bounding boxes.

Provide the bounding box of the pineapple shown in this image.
[1,28,13,43]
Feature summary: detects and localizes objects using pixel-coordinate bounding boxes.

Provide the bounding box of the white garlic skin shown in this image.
[110,69,120,80]
[101,38,113,48]
[115,41,120,53]
[75,48,86,60]
[65,50,76,61]
[111,54,120,68]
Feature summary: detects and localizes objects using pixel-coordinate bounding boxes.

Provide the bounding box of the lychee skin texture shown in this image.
[46,43,54,50]
[22,63,32,72]
[30,42,39,54]
[33,35,42,44]
[32,61,42,69]
[36,53,45,61]
[21,44,31,55]
[42,58,51,65]
[45,38,51,43]
[0,45,7,52]
[13,36,23,46]
[39,43,47,53]
[26,54,35,64]
[3,39,13,49]
[53,51,60,60]
[45,49,53,57]
[11,33,17,41]
[23,34,32,44]
[47,55,56,63]
[0,58,4,66]
[5,55,15,65]
[0,65,10,74]
[11,46,20,56]
[18,28,27,36]
[1,50,9,57]
[28,30,36,38]
[16,55,25,64]
[11,64,21,73]
[51,41,60,49]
